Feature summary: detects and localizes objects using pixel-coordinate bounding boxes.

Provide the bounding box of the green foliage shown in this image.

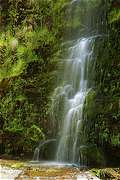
[27,125,45,142]
[111,134,120,147]
[0,0,69,156]
[80,1,120,165]
[79,144,105,166]
[82,2,120,166]
[1,0,119,162]
[84,90,96,117]
[108,9,120,23]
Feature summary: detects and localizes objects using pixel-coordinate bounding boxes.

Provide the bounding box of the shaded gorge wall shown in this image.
[81,0,120,166]
[0,0,70,158]
[50,0,120,166]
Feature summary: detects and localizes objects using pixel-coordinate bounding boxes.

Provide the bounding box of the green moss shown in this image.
[0,0,69,156]
[80,1,120,164]
[84,90,96,118]
[111,134,120,147]
[79,144,105,166]
[27,125,45,142]
[109,9,120,23]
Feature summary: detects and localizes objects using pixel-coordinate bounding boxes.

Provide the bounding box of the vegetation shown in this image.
[91,168,120,179]
[0,0,119,167]
[82,1,120,165]
[0,0,69,157]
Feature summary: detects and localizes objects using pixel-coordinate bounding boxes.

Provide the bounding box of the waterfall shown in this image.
[32,139,56,161]
[51,0,103,165]
[53,37,94,164]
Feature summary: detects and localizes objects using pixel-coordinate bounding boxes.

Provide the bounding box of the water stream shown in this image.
[33,0,104,166]
[32,139,56,161]
[50,0,101,165]
[54,37,94,164]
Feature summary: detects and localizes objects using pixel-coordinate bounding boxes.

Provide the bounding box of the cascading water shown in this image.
[31,0,107,167]
[53,37,94,164]
[32,139,56,161]
[50,0,106,165]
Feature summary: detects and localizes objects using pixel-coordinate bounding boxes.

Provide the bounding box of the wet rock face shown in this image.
[79,144,105,167]
[0,0,8,10]
[18,168,100,180]
[17,167,80,179]
[1,159,120,180]
[0,0,9,28]
[0,166,22,180]
[16,164,99,180]
[0,159,98,179]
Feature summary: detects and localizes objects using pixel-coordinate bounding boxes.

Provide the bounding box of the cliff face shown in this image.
[0,0,119,165]
[83,1,120,166]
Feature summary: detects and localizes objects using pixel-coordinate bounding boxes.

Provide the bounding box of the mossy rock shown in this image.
[91,168,120,179]
[0,159,26,169]
[84,89,96,118]
[79,144,105,166]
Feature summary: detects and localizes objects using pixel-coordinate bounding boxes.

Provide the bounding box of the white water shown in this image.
[33,139,56,161]
[52,37,94,163]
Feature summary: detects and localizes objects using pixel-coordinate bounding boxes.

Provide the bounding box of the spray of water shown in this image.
[52,38,95,163]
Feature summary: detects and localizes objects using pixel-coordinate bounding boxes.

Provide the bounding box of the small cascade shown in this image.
[52,37,95,164]
[32,139,56,161]
[33,147,40,161]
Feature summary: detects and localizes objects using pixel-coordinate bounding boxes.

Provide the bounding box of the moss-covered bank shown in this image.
[0,0,69,156]
[82,1,120,166]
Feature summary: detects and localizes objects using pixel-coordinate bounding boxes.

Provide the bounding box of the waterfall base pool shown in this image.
[0,159,101,179]
[20,161,99,180]
[29,160,85,168]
